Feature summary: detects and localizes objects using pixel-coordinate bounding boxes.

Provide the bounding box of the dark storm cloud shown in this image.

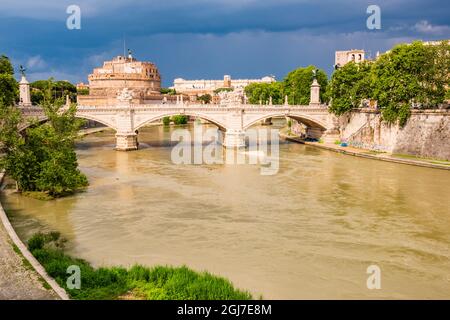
[0,0,449,85]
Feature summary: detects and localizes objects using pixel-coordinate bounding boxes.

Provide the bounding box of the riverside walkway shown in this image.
[281,134,450,170]
[0,222,57,299]
[0,172,58,300]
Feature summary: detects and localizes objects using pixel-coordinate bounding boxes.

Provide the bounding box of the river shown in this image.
[1,121,450,299]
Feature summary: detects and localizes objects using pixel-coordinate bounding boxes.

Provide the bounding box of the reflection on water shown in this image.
[2,122,450,299]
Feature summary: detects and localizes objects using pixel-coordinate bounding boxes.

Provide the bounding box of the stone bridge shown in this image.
[19,103,338,150]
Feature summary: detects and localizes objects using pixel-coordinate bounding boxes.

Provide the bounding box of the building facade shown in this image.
[334,49,365,68]
[171,75,276,96]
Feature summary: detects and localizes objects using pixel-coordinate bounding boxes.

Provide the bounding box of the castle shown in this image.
[77,52,172,106]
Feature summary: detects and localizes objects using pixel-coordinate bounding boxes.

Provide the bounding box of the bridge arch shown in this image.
[18,114,118,132]
[134,112,228,131]
[74,113,118,132]
[18,115,49,132]
[243,113,328,131]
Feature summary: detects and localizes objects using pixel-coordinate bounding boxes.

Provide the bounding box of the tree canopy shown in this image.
[328,61,372,115]
[0,55,14,75]
[198,93,212,104]
[283,66,328,105]
[31,79,77,105]
[0,79,88,197]
[0,55,18,106]
[244,66,328,105]
[245,82,284,104]
[160,88,177,95]
[329,40,450,125]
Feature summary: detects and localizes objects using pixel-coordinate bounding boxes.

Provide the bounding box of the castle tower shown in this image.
[223,75,231,88]
[78,54,162,106]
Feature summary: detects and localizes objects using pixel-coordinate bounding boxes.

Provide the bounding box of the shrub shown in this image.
[162,116,170,126]
[171,115,188,125]
[28,233,46,251]
[197,94,212,104]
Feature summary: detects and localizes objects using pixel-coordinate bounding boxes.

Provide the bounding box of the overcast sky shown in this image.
[1,0,449,86]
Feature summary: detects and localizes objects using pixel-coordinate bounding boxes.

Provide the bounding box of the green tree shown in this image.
[328,41,449,125]
[160,88,176,95]
[245,82,283,104]
[372,41,449,125]
[162,116,170,126]
[0,100,39,191]
[1,79,88,197]
[31,89,45,105]
[198,93,212,104]
[171,115,188,125]
[0,55,18,105]
[77,88,89,96]
[329,61,373,115]
[31,79,77,105]
[0,55,14,75]
[283,66,328,104]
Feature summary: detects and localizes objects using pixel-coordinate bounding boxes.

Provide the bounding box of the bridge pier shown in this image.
[306,127,324,140]
[115,132,138,151]
[222,130,246,148]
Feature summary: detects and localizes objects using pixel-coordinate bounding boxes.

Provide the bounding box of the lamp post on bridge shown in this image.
[18,65,32,107]
[310,69,321,105]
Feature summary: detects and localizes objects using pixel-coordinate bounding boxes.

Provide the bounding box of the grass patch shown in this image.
[27,232,253,300]
[430,160,450,166]
[11,242,34,271]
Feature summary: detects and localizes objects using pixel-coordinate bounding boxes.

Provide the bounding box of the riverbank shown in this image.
[280,133,450,170]
[0,172,63,299]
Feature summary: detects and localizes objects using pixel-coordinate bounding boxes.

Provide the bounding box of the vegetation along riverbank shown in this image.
[27,232,253,300]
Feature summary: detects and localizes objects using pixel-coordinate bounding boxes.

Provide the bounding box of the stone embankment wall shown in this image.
[338,110,450,160]
[0,172,68,299]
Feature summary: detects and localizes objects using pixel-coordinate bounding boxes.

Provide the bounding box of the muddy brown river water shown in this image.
[2,122,450,299]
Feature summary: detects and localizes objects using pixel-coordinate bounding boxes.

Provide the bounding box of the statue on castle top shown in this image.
[19,65,26,77]
[218,87,245,106]
[117,87,134,102]
[312,68,318,80]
